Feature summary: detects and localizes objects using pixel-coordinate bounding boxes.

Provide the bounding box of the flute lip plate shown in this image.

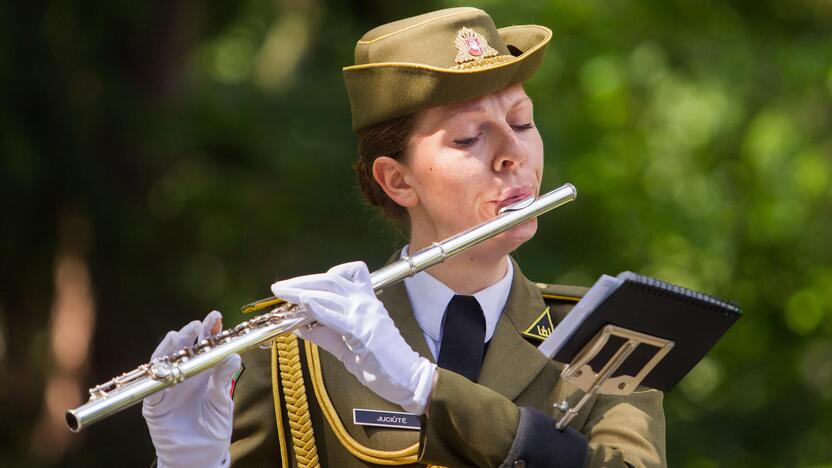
[498,195,535,214]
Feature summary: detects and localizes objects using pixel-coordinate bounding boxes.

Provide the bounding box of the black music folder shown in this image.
[538,272,742,392]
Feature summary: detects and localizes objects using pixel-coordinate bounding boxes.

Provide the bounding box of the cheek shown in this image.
[423,168,481,213]
[524,134,545,182]
[412,149,482,194]
[410,154,489,221]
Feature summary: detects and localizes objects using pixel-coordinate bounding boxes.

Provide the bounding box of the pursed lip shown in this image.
[494,186,534,212]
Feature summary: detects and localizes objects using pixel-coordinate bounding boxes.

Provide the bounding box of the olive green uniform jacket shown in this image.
[229,260,666,467]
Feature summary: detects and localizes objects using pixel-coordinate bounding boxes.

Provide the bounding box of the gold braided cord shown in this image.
[450,54,515,70]
[305,342,421,465]
[270,341,290,468]
[276,334,321,468]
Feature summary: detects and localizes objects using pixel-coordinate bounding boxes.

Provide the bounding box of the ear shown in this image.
[372,156,419,209]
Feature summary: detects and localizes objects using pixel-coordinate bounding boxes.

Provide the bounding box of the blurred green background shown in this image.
[2,0,831,466]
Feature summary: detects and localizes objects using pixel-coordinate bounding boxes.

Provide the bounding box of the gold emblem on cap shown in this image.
[454,27,499,64]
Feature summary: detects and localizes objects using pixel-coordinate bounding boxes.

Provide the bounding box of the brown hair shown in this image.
[354,112,419,224]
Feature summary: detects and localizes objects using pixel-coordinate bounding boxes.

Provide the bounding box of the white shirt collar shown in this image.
[401,245,514,346]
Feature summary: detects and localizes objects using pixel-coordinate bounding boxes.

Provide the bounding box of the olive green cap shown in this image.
[343,7,552,132]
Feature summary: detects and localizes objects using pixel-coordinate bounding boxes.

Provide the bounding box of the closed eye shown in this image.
[453,133,481,148]
[511,123,535,131]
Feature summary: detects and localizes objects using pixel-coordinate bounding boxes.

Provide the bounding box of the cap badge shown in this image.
[455,27,498,64]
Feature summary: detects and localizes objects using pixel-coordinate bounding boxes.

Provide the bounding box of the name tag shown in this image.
[353,408,421,430]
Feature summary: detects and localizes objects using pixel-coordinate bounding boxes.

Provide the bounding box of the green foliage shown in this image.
[1,0,830,466]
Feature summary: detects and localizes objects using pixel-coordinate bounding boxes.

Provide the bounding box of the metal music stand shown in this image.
[553,324,674,430]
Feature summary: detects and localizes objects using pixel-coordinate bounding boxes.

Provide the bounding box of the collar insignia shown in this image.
[522,306,554,342]
[454,27,499,64]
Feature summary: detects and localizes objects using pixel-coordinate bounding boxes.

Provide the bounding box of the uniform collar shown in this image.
[476,256,554,400]
[401,245,514,344]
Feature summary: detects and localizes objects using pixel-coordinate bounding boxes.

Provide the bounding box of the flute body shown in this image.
[66,183,577,432]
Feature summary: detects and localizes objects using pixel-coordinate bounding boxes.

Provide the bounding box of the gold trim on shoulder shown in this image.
[454,26,498,64]
[541,293,581,302]
[522,306,555,341]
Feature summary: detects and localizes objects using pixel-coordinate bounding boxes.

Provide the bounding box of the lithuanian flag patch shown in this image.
[230,364,245,398]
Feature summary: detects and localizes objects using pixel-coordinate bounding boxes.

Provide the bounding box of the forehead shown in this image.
[447,84,531,114]
[415,84,532,132]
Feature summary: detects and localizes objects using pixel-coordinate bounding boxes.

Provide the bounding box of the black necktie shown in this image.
[437,295,486,382]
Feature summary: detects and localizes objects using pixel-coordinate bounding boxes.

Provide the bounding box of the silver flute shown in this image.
[66,183,577,432]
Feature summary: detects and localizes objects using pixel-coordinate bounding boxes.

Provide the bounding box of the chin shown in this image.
[476,219,538,259]
[500,218,538,248]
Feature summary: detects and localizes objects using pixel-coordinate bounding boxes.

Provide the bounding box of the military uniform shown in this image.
[229,259,666,467]
[140,7,666,467]
[229,7,666,467]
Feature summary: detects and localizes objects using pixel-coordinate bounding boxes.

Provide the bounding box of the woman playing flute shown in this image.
[142,7,666,467]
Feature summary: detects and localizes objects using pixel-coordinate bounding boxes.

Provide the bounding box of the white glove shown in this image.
[142,310,240,468]
[271,261,436,414]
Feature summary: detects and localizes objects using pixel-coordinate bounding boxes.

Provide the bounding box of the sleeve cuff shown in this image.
[153,452,230,468]
[499,407,588,468]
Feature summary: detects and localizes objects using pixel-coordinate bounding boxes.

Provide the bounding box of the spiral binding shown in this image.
[617,271,741,316]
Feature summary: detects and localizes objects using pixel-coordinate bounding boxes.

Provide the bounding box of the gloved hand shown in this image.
[271,261,436,415]
[142,310,241,468]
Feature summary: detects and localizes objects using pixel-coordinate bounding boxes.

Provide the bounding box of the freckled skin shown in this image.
[401,84,544,289]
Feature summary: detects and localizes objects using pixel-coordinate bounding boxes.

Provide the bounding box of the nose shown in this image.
[492,124,527,173]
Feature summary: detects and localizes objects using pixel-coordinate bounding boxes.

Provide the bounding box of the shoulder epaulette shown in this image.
[534,282,588,303]
[522,282,588,342]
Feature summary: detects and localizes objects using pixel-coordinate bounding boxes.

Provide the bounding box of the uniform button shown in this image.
[513,460,526,468]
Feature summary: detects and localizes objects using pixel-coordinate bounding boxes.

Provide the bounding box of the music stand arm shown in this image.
[554,325,674,431]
